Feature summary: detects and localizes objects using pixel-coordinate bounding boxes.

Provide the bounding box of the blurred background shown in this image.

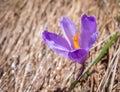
[0,0,120,92]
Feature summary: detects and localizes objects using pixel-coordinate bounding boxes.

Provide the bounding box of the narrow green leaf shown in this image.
[69,32,119,91]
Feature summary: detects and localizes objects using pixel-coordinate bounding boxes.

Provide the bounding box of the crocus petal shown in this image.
[42,30,71,57]
[60,16,77,48]
[80,14,98,50]
[68,49,87,64]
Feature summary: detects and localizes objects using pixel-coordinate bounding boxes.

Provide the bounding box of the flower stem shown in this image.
[76,64,85,80]
[68,32,119,92]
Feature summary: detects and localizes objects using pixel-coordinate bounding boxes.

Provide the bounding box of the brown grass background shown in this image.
[0,0,120,92]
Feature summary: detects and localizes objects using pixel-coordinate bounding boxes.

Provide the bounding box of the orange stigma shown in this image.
[72,33,80,49]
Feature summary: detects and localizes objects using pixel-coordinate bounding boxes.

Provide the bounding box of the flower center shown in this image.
[72,33,80,49]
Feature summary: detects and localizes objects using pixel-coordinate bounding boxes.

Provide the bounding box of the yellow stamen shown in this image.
[72,33,80,49]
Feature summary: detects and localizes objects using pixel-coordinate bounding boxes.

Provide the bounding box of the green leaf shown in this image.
[68,32,119,91]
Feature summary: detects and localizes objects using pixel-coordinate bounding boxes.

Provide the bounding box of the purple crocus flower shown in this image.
[42,14,98,65]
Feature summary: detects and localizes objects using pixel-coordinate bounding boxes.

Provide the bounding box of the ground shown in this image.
[0,0,120,92]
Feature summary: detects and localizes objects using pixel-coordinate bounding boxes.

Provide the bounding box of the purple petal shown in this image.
[68,49,87,64]
[80,14,98,50]
[60,16,77,48]
[42,30,71,57]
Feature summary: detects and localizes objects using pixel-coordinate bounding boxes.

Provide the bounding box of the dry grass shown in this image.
[0,0,120,92]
